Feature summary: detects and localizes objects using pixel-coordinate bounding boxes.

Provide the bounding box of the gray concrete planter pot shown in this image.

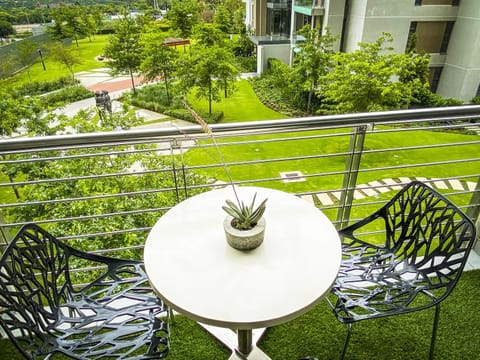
[223,216,266,251]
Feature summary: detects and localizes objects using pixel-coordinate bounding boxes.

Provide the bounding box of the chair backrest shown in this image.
[0,224,72,358]
[381,181,476,280]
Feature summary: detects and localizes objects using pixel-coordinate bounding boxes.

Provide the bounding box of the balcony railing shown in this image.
[294,0,325,16]
[0,106,479,258]
[295,0,325,8]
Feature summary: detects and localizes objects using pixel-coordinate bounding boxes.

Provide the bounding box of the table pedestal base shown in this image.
[198,323,271,360]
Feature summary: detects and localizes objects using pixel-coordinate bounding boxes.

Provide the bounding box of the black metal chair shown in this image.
[327,181,476,360]
[0,223,169,359]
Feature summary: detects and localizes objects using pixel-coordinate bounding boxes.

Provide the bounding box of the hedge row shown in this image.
[16,76,80,96]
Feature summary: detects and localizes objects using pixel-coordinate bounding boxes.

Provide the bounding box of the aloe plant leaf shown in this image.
[222,205,239,218]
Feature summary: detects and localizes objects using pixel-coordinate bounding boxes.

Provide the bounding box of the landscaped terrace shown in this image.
[0,105,479,359]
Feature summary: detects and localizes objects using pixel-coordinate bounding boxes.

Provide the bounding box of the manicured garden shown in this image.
[2,35,110,87]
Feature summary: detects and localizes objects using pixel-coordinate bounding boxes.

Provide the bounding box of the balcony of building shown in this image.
[1,106,480,359]
[293,0,325,16]
[1,105,479,256]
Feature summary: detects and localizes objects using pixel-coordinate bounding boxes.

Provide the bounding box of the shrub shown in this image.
[16,77,79,96]
[163,108,223,124]
[42,85,93,107]
[127,83,223,124]
[234,57,256,73]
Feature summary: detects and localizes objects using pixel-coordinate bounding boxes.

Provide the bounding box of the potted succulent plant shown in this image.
[222,193,268,250]
[185,103,268,250]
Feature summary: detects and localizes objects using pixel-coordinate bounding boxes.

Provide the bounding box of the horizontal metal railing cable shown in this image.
[1,105,479,152]
[0,106,479,255]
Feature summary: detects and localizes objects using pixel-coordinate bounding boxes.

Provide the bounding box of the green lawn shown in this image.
[182,127,479,191]
[2,35,109,87]
[182,124,479,224]
[1,269,479,359]
[187,79,285,122]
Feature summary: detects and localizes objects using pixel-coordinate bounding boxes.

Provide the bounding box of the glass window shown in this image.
[266,7,291,36]
[415,0,459,4]
[429,67,443,92]
[413,21,454,54]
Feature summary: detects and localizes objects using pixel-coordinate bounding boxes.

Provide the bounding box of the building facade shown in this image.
[245,0,480,103]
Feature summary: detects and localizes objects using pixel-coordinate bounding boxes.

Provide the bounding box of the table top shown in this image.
[144,186,341,329]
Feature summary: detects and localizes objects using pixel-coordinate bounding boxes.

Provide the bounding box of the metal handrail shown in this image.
[1,105,479,152]
[0,106,479,255]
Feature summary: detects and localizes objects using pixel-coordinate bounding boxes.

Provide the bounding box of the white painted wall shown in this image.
[252,0,480,101]
[342,0,480,102]
[344,0,458,53]
[257,44,292,73]
[323,0,347,51]
[437,0,480,102]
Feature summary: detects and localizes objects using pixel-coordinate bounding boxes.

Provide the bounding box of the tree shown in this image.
[223,0,245,33]
[402,33,435,108]
[293,26,337,114]
[104,16,144,93]
[180,45,238,115]
[232,26,254,57]
[0,88,50,137]
[0,11,15,23]
[48,41,82,79]
[0,19,14,38]
[399,52,433,107]
[81,13,99,41]
[217,54,239,98]
[166,0,200,38]
[49,5,91,46]
[193,22,225,47]
[2,108,206,256]
[141,33,178,104]
[319,33,414,114]
[213,4,231,33]
[47,8,73,42]
[64,6,89,47]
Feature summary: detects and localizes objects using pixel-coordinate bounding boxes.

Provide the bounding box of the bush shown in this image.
[163,108,223,124]
[234,56,256,73]
[163,108,194,121]
[471,96,480,105]
[434,96,463,107]
[16,76,79,96]
[42,85,93,107]
[127,83,224,124]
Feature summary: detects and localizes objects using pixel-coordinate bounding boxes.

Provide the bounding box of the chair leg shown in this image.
[168,307,175,325]
[429,304,440,360]
[340,323,353,360]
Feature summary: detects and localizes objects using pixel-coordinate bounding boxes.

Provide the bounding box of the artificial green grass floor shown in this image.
[1,270,479,359]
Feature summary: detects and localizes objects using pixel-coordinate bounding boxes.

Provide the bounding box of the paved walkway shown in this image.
[59,69,169,123]
[75,68,145,93]
[299,177,480,270]
[300,177,478,207]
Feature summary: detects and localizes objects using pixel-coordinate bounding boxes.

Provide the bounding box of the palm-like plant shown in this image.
[222,193,267,230]
[185,102,268,231]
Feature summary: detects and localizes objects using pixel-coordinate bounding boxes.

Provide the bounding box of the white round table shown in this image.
[144,186,341,358]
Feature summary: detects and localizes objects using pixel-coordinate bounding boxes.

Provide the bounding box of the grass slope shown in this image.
[2,35,109,87]
[187,79,285,122]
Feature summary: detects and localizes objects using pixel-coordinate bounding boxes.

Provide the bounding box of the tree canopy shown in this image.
[293,26,337,114]
[166,0,200,38]
[104,15,144,93]
[178,44,238,115]
[318,33,430,114]
[140,32,179,104]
